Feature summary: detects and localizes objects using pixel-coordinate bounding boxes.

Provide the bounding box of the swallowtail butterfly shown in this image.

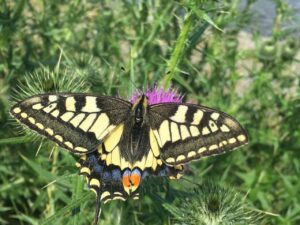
[10,93,248,223]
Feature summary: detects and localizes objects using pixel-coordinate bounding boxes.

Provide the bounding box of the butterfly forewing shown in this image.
[10,94,132,154]
[148,103,248,165]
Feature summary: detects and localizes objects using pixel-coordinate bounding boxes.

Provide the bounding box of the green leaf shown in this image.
[41,193,93,225]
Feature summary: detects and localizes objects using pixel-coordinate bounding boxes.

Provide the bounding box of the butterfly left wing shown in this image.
[148,103,248,165]
[10,93,132,154]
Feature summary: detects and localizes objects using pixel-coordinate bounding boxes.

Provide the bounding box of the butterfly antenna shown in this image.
[119,66,140,97]
[94,191,102,225]
[129,77,139,94]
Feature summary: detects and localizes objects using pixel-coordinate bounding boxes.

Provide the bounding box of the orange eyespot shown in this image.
[122,174,131,187]
[122,169,142,194]
[130,173,141,188]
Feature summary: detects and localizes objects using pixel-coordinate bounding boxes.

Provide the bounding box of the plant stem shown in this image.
[162,12,193,89]
[0,136,32,145]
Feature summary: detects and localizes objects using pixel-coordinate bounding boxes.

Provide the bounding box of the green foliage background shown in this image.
[0,0,299,224]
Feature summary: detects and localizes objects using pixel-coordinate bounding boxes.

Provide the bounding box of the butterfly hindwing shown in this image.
[148,103,248,165]
[77,153,130,203]
[10,94,132,154]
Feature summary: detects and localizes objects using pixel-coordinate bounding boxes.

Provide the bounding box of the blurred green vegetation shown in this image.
[0,0,299,224]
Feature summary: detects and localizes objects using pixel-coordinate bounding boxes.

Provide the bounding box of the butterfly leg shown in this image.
[93,189,102,225]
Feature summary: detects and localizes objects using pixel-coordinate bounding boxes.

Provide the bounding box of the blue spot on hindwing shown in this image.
[112,169,122,181]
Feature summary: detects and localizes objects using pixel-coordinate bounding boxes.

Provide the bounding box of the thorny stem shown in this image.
[162,12,193,89]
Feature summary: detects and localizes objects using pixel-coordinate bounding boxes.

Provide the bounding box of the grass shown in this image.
[0,0,299,224]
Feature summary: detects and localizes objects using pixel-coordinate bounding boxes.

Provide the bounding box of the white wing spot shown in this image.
[32,104,43,110]
[111,146,121,166]
[166,157,175,163]
[70,113,86,127]
[237,134,246,142]
[198,147,206,153]
[153,129,162,148]
[211,112,220,120]
[49,95,58,102]
[170,122,180,142]
[21,113,28,118]
[190,126,200,137]
[170,105,188,123]
[159,120,171,146]
[220,124,230,132]
[13,107,21,114]
[202,126,210,135]
[209,120,218,132]
[180,125,190,140]
[64,141,74,149]
[51,109,60,118]
[106,152,112,165]
[191,110,204,125]
[209,144,218,151]
[101,191,110,200]
[152,158,158,170]
[80,167,91,175]
[188,151,196,158]
[81,96,101,112]
[65,97,76,112]
[145,150,154,168]
[157,159,163,165]
[43,103,57,113]
[228,137,237,144]
[54,135,63,142]
[104,124,124,152]
[176,155,186,162]
[28,117,36,124]
[60,112,74,122]
[79,113,97,131]
[36,123,44,130]
[150,129,160,157]
[75,146,88,152]
[98,125,116,141]
[89,113,110,140]
[89,178,100,187]
[45,128,54,135]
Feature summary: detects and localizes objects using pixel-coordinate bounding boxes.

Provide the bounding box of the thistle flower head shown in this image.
[10,64,91,149]
[163,183,263,225]
[130,86,183,105]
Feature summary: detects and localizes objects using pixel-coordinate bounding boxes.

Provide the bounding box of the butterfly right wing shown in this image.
[10,94,132,154]
[148,103,248,165]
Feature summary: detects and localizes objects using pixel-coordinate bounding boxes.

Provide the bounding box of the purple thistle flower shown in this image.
[130,86,183,105]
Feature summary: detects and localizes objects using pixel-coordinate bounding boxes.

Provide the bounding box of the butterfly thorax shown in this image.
[126,95,150,162]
